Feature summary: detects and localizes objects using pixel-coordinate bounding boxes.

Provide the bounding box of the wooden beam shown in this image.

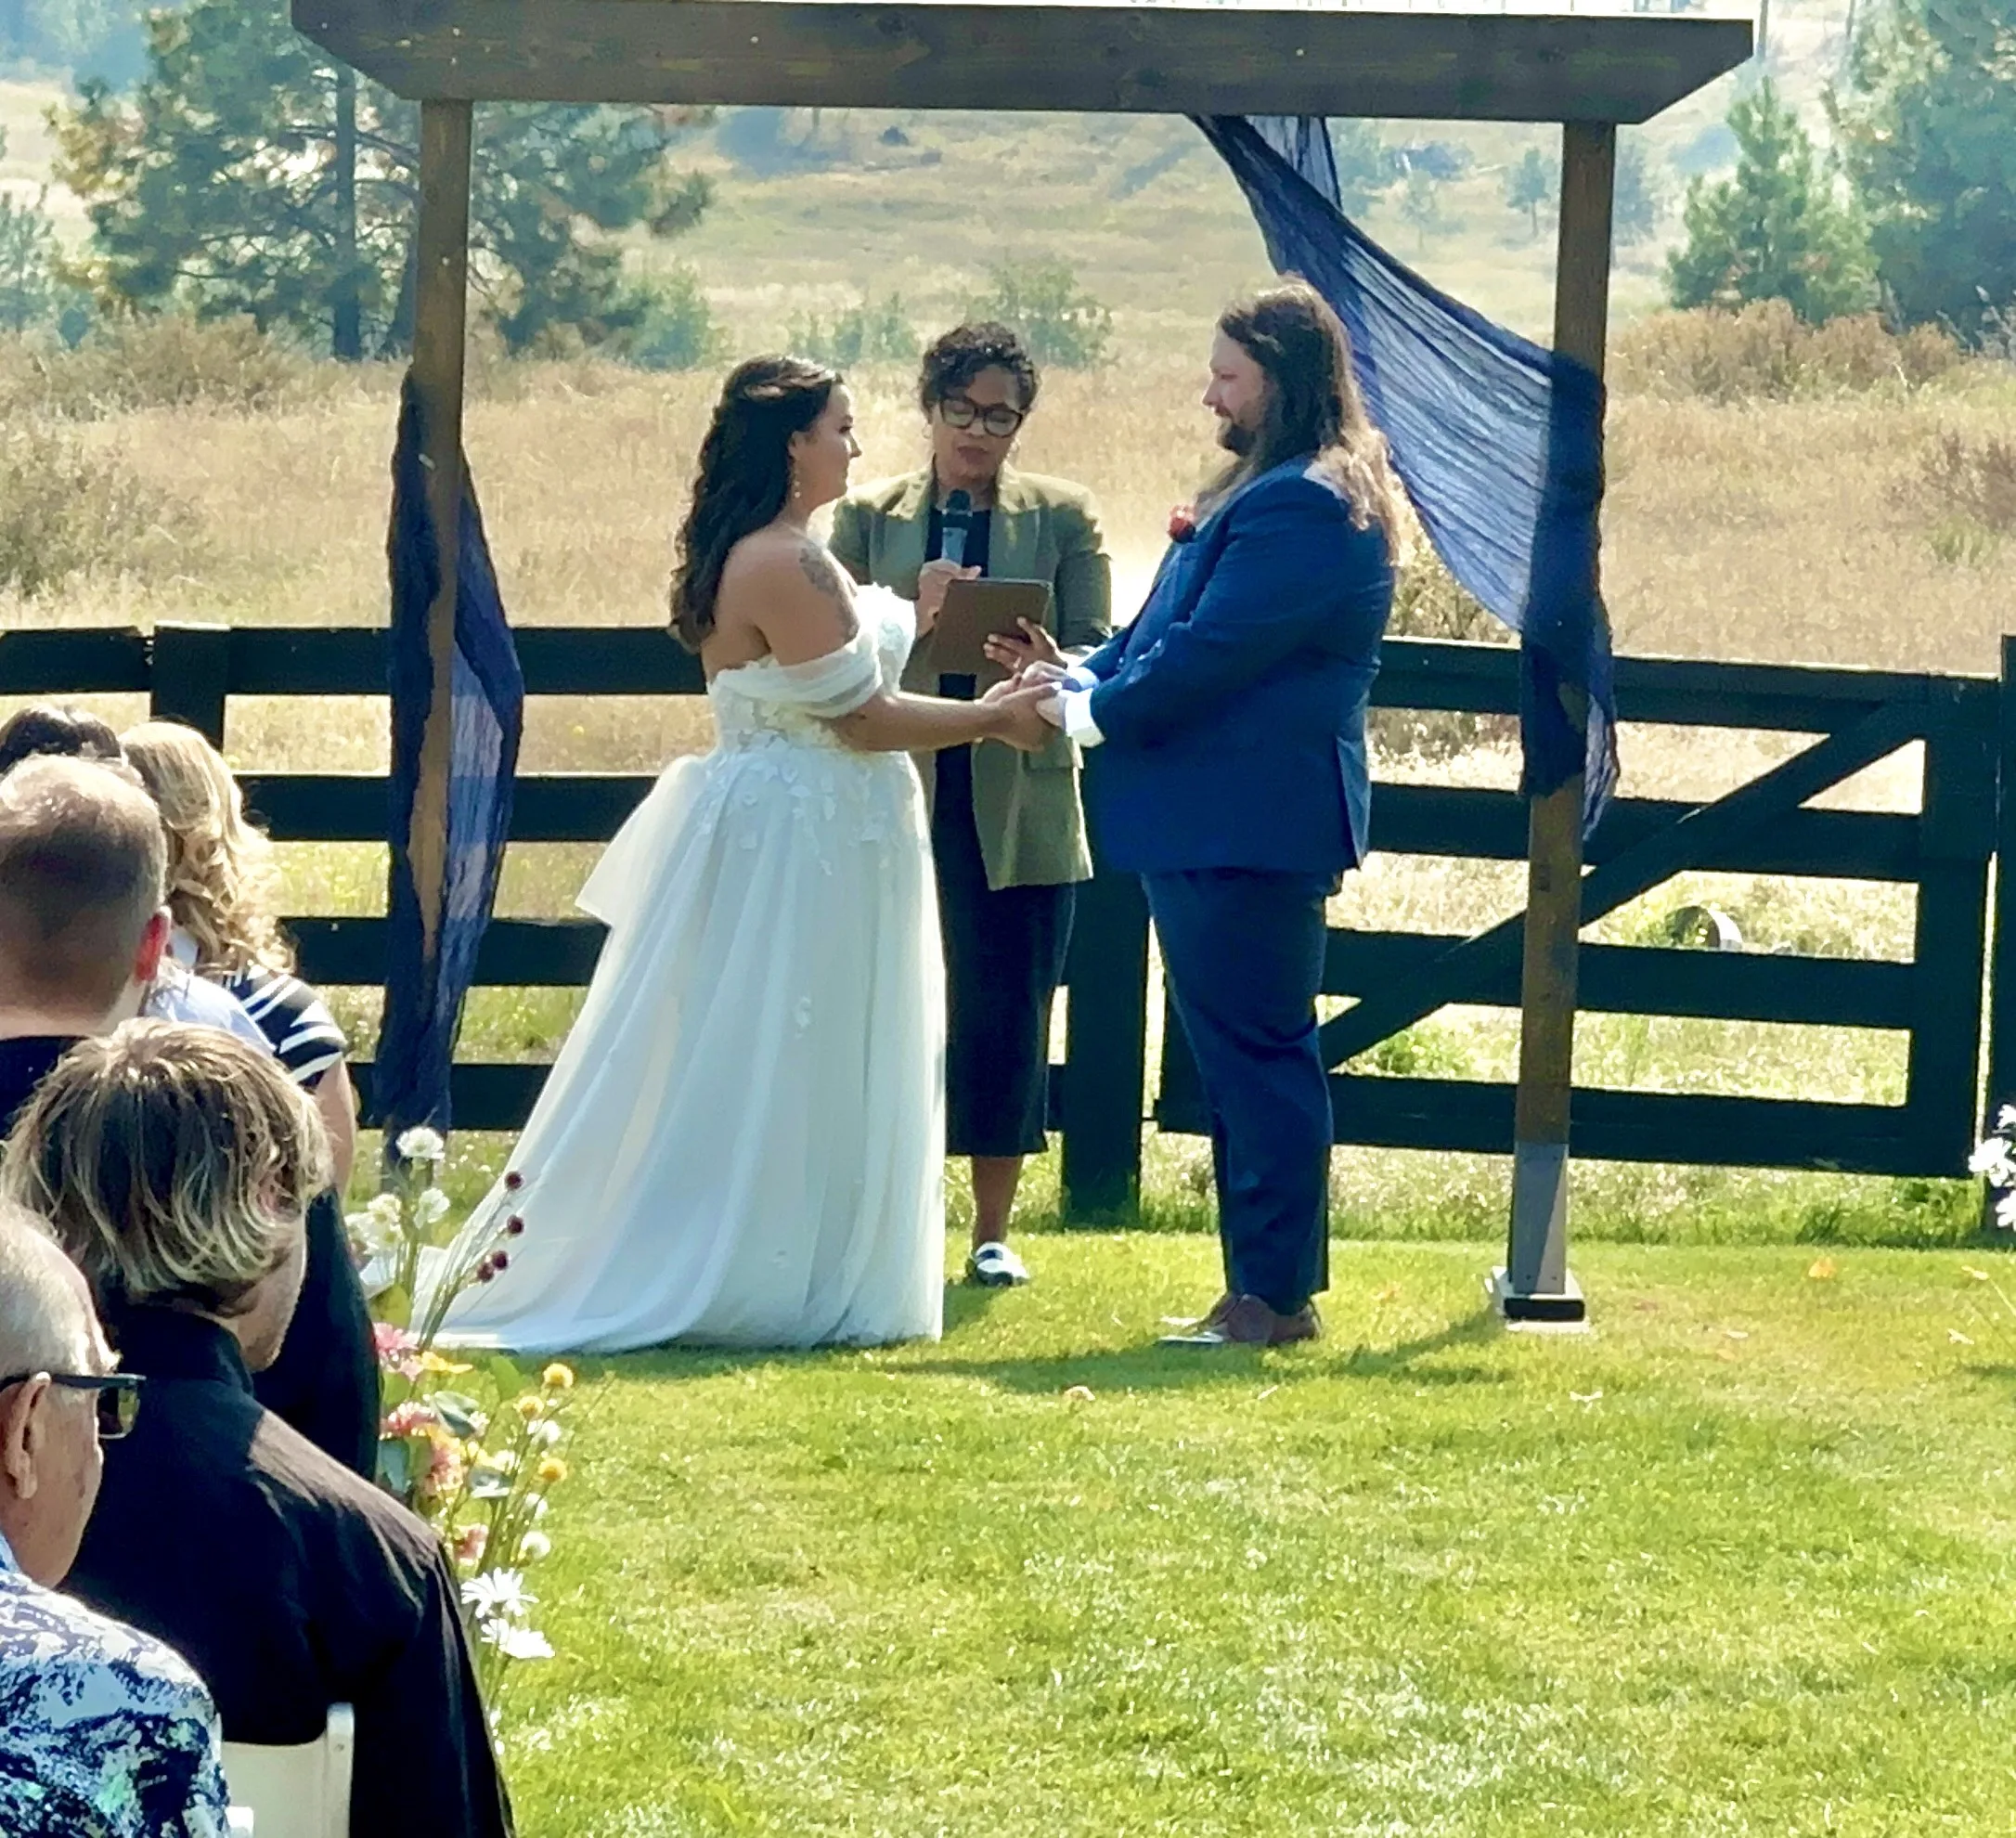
[407,97,473,971]
[291,0,1751,124]
[1497,120,1616,1326]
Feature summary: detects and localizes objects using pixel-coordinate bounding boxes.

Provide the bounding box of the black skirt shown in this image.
[931,735,1075,1159]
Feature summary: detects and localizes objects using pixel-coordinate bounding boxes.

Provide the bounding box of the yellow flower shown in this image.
[417,1351,473,1376]
[513,1394,546,1421]
[541,1364,576,1392]
[536,1456,569,1486]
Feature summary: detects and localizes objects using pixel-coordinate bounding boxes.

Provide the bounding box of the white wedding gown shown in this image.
[442,586,946,1352]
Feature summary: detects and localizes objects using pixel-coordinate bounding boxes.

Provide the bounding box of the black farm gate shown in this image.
[4,617,2005,1214]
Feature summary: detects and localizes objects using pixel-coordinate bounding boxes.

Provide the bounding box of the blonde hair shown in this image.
[120,721,292,977]
[1,1021,330,1318]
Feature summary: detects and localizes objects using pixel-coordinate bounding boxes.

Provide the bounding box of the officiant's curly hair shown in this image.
[671,356,841,652]
[1214,279,1411,560]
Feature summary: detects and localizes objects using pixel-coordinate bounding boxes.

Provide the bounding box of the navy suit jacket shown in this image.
[1079,457,1394,877]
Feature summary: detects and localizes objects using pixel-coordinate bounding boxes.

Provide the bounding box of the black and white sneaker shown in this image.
[964,1242,1031,1288]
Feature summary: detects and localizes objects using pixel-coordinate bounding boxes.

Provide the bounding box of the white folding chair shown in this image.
[221,1703,355,1838]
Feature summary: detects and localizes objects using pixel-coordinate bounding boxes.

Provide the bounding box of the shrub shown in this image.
[971,260,1112,370]
[789,292,919,369]
[1370,545,1516,762]
[1907,430,2016,566]
[0,421,184,597]
[622,266,723,372]
[0,315,318,420]
[1610,301,1965,403]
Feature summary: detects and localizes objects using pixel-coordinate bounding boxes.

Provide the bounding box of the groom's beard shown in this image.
[1217,417,1258,457]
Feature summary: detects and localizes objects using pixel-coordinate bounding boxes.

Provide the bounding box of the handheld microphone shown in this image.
[941,489,973,569]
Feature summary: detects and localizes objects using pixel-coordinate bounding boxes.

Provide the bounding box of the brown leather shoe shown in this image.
[1160,1290,1236,1331]
[1159,1295,1322,1348]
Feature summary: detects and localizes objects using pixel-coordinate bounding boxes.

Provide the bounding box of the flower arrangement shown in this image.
[1167,501,1198,543]
[347,1129,578,1708]
[1972,1108,2016,1230]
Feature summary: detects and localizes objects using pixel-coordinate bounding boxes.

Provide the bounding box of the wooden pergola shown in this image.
[291,0,1751,1322]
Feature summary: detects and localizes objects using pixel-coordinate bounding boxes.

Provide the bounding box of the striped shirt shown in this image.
[166,932,349,1092]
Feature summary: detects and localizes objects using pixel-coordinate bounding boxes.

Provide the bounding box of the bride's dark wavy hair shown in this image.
[670,355,841,652]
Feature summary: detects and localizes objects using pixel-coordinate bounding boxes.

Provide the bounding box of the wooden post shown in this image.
[407,98,473,976]
[149,623,232,747]
[1987,637,2016,1141]
[1060,858,1150,1220]
[1493,121,1614,1325]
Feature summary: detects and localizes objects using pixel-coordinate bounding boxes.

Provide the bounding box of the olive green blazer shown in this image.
[830,466,1113,889]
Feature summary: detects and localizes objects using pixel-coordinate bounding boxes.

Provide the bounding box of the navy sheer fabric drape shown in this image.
[1196,115,1619,830]
[381,375,524,1138]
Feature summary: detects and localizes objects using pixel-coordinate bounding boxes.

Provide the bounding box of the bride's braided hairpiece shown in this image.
[670,355,841,653]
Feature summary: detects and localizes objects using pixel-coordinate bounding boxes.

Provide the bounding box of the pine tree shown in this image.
[1834,0,2016,341]
[55,0,713,359]
[1504,146,1557,240]
[1666,79,1874,321]
[1612,137,1663,250]
[0,130,61,335]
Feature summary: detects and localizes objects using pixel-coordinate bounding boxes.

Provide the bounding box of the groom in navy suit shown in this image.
[1037,280,1401,1346]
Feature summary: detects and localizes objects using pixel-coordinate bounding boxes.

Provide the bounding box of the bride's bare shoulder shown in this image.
[720,529,856,617]
[716,526,859,662]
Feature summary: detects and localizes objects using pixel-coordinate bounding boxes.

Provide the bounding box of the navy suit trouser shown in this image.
[1144,867,1334,1316]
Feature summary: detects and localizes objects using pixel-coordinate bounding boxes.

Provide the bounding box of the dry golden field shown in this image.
[2,337,2010,1245]
[0,0,2003,1243]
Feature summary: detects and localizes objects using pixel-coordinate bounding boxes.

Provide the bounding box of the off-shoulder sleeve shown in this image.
[764,628,883,718]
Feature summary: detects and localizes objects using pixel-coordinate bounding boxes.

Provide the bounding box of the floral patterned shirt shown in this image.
[0,1530,230,1837]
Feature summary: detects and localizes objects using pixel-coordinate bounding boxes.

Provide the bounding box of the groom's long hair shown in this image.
[1208,280,1410,560]
[671,356,841,652]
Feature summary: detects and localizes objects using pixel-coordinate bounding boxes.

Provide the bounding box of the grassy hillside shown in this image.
[0,1,1853,347]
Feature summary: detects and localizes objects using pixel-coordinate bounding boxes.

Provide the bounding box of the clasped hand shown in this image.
[978,676,1062,751]
[980,619,1070,737]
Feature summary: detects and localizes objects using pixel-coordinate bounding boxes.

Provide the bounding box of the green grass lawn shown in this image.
[499,1234,2016,1836]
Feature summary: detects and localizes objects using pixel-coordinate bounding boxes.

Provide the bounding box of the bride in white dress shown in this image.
[441,357,1053,1353]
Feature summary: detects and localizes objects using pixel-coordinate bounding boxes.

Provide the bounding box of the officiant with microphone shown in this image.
[831,322,1111,1289]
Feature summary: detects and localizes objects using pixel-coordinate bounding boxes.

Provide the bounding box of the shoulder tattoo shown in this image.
[799,539,853,604]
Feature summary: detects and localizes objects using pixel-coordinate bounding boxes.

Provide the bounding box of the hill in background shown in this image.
[2,1,1847,348]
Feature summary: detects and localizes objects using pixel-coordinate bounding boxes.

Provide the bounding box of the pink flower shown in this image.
[1168,502,1198,543]
[453,1523,489,1565]
[382,1401,438,1440]
[372,1322,422,1381]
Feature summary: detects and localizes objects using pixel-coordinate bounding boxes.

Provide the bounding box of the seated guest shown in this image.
[0,708,269,1060]
[0,702,123,779]
[123,720,356,1189]
[0,1203,231,1835]
[0,757,377,1477]
[121,721,371,1472]
[6,1023,514,1838]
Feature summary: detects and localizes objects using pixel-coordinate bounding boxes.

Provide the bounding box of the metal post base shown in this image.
[1488,1264,1587,1326]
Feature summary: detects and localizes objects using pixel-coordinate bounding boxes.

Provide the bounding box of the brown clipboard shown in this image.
[930,577,1053,681]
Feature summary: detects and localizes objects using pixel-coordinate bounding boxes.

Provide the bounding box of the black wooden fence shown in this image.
[4,619,2007,1216]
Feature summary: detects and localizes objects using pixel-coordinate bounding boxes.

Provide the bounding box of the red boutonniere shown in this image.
[1168,502,1198,543]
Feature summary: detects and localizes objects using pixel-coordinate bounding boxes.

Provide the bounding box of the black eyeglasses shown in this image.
[0,1372,143,1441]
[938,395,1026,439]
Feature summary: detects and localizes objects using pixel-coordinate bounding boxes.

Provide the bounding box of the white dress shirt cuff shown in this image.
[1063,666,1099,692]
[1060,689,1105,748]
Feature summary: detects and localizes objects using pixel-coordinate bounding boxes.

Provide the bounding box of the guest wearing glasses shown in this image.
[8,1022,513,1838]
[832,323,1112,1288]
[0,1203,231,1836]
